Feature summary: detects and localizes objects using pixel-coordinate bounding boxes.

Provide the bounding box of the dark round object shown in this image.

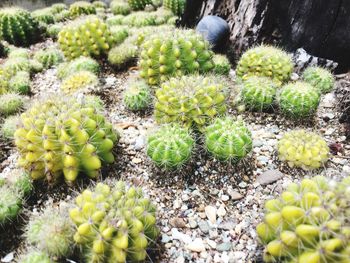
[196,15,229,48]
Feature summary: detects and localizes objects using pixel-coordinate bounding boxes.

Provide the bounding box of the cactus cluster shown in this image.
[58,56,100,79]
[303,66,335,94]
[0,93,26,116]
[236,45,294,86]
[127,0,152,10]
[257,176,350,262]
[277,130,329,170]
[110,1,131,15]
[32,8,55,25]
[33,48,64,69]
[69,1,97,19]
[213,54,231,76]
[58,16,114,60]
[163,0,186,16]
[9,71,31,94]
[61,71,99,94]
[70,181,159,262]
[14,97,119,184]
[123,80,152,111]
[1,115,19,139]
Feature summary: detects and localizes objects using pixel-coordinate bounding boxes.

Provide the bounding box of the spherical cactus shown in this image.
[0,185,22,224]
[0,93,25,116]
[1,115,19,139]
[127,0,152,10]
[277,130,329,170]
[58,15,114,60]
[47,23,63,39]
[123,80,152,111]
[107,42,138,69]
[3,57,31,76]
[29,59,44,73]
[57,56,100,80]
[54,9,70,22]
[33,48,64,69]
[303,66,335,94]
[51,3,67,14]
[110,1,131,15]
[14,97,120,184]
[93,1,107,8]
[121,11,157,27]
[0,7,40,47]
[70,181,159,263]
[139,29,214,85]
[7,169,33,196]
[110,26,129,45]
[61,71,99,94]
[240,76,278,111]
[278,81,320,118]
[154,75,227,130]
[9,71,31,94]
[163,0,186,16]
[69,1,97,19]
[257,176,350,262]
[8,48,30,59]
[32,8,55,25]
[236,45,294,86]
[18,250,54,263]
[213,54,231,75]
[147,124,194,169]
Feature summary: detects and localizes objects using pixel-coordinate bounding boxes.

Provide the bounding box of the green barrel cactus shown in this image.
[240,76,278,111]
[58,56,100,79]
[0,93,25,116]
[93,1,107,8]
[110,26,129,45]
[14,97,120,184]
[47,23,63,39]
[18,250,54,263]
[0,185,22,224]
[54,9,70,22]
[33,48,64,69]
[0,7,40,47]
[70,181,159,262]
[123,80,152,111]
[277,81,320,118]
[213,54,231,75]
[9,71,31,94]
[4,169,33,196]
[108,41,138,69]
[303,66,335,94]
[236,45,294,86]
[204,117,252,162]
[8,48,30,59]
[277,130,329,170]
[61,71,99,94]
[69,1,97,19]
[3,57,31,77]
[127,0,152,10]
[154,75,227,130]
[58,15,114,60]
[29,59,44,73]
[51,3,67,14]
[163,0,186,16]
[1,115,19,139]
[139,29,214,85]
[32,8,55,25]
[110,1,131,15]
[257,176,350,262]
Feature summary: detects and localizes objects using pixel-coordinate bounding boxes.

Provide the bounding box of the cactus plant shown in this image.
[123,80,152,111]
[47,23,63,39]
[236,45,294,86]
[257,176,350,262]
[0,93,25,116]
[163,0,186,16]
[110,1,131,15]
[54,9,70,22]
[154,75,227,130]
[32,8,55,25]
[93,1,107,8]
[121,11,157,27]
[18,250,54,263]
[14,97,120,184]
[69,1,97,19]
[277,130,329,170]
[33,48,63,69]
[57,56,100,80]
[127,0,152,10]
[0,7,40,47]
[51,3,67,14]
[58,15,114,60]
[61,71,99,94]
[0,184,22,224]
[108,42,138,69]
[8,48,30,59]
[204,117,252,162]
[9,71,31,94]
[278,81,320,118]
[3,57,31,77]
[303,66,335,94]
[139,29,214,85]
[70,181,159,262]
[1,115,19,139]
[110,26,129,45]
[29,59,44,73]
[212,54,231,75]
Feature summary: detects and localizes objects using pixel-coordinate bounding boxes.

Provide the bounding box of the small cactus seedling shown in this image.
[277,81,320,118]
[147,124,194,169]
[33,48,64,69]
[303,66,335,94]
[236,45,294,86]
[257,176,350,262]
[240,76,278,111]
[213,54,231,75]
[69,181,159,262]
[204,117,252,162]
[14,97,120,184]
[61,71,99,94]
[163,0,186,16]
[69,1,97,18]
[18,250,54,263]
[0,93,26,116]
[123,80,152,111]
[277,129,329,170]
[110,1,131,15]
[9,71,31,94]
[128,0,152,10]
[1,115,19,139]
[57,56,100,79]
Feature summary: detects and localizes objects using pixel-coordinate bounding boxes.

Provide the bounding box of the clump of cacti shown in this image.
[110,1,131,15]
[9,71,31,94]
[32,8,55,25]
[61,71,99,93]
[303,66,335,94]
[140,29,214,85]
[69,1,97,18]
[257,176,350,262]
[0,93,26,116]
[277,129,329,170]
[128,0,152,10]
[278,81,320,118]
[204,117,252,162]
[18,250,54,263]
[58,16,114,60]
[33,48,64,69]
[213,54,231,75]
[1,115,19,139]
[108,42,138,69]
[154,75,227,130]
[58,56,100,79]
[123,80,152,111]
[163,0,186,16]
[14,97,119,184]
[0,7,40,47]
[236,45,294,86]
[70,181,159,262]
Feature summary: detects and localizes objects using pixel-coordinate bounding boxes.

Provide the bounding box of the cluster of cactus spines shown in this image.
[163,0,186,16]
[58,16,114,60]
[154,75,227,130]
[277,130,329,170]
[25,206,74,258]
[57,56,100,79]
[33,48,64,69]
[18,250,54,263]
[127,0,152,10]
[32,8,55,25]
[123,80,152,111]
[303,66,335,94]
[9,71,31,94]
[277,81,321,118]
[110,1,131,15]
[236,45,294,86]
[0,93,26,116]
[147,124,194,169]
[1,115,19,139]
[61,71,99,94]
[139,29,214,85]
[257,176,350,262]
[240,76,278,111]
[69,1,97,18]
[70,181,159,262]
[204,117,252,162]
[0,7,40,47]
[47,23,63,39]
[108,42,138,69]
[14,97,120,184]
[212,54,231,75]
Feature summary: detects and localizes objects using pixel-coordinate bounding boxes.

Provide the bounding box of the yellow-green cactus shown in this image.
[69,1,97,19]
[61,71,99,94]
[303,66,335,94]
[163,0,186,16]
[127,0,152,10]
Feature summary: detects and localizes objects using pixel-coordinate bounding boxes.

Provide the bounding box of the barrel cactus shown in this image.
[257,176,350,262]
[69,1,97,19]
[123,80,152,111]
[9,71,31,94]
[32,8,55,25]
[108,41,138,69]
[51,3,67,14]
[14,97,119,184]
[0,7,40,46]
[0,185,22,224]
[110,1,131,15]
[303,66,335,94]
[277,130,329,170]
[154,75,227,130]
[58,15,114,60]
[1,115,19,139]
[58,56,100,79]
[18,251,54,263]
[61,71,99,94]
[33,48,64,69]
[213,54,231,75]
[8,48,30,59]
[0,93,26,116]
[236,45,294,86]
[127,0,152,10]
[70,181,159,262]
[163,0,186,16]
[3,57,31,77]
[47,23,63,39]
[139,29,214,85]
[278,82,320,118]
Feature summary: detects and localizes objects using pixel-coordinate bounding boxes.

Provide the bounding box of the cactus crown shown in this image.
[110,1,131,15]
[303,66,335,94]
[9,71,31,94]
[61,71,99,94]
[32,8,55,25]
